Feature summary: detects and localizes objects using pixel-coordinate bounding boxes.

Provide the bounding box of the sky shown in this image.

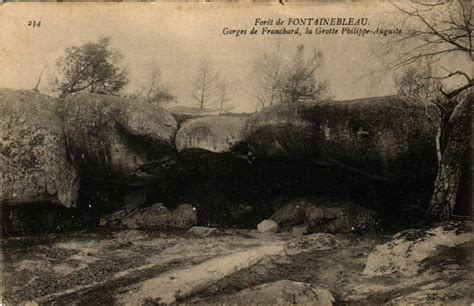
[0,2,464,112]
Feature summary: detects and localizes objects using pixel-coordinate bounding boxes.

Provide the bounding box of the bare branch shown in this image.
[33,65,48,92]
[435,67,472,83]
[441,78,474,98]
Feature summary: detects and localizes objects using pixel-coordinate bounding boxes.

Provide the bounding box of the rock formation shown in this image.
[245,96,437,181]
[3,90,463,233]
[1,89,80,207]
[63,92,178,185]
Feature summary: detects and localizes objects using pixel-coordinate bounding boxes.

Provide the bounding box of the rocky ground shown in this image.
[2,221,472,305]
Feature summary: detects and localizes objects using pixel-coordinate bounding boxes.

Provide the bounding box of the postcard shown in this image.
[1,1,472,305]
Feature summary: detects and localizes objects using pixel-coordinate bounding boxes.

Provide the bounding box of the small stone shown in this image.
[257,220,278,233]
[188,226,219,237]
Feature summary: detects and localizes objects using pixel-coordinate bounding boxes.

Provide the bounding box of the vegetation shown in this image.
[215,77,234,112]
[127,66,175,106]
[54,36,128,98]
[189,59,220,109]
[251,43,329,110]
[386,0,473,222]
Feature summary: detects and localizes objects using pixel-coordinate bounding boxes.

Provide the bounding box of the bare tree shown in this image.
[125,65,175,106]
[215,78,234,112]
[32,65,48,92]
[394,63,446,161]
[383,0,473,222]
[250,81,271,111]
[283,44,329,105]
[250,42,285,109]
[384,1,472,69]
[132,67,175,106]
[251,43,329,110]
[395,64,441,101]
[190,59,220,109]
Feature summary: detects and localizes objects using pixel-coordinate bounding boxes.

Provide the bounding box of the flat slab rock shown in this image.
[364,222,473,277]
[346,222,473,305]
[187,226,220,237]
[222,280,334,305]
[115,233,339,305]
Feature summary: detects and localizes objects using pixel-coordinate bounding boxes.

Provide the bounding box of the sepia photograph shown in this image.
[0,1,472,305]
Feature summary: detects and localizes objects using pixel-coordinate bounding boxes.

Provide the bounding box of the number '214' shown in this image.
[28,21,41,28]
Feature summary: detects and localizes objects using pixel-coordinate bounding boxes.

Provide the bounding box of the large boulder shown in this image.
[63,93,178,185]
[175,115,248,155]
[1,89,80,207]
[245,96,437,181]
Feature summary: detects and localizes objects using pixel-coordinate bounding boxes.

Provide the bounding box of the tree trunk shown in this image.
[426,93,472,222]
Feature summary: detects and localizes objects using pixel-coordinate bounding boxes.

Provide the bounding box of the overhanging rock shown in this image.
[63,93,178,185]
[244,96,437,181]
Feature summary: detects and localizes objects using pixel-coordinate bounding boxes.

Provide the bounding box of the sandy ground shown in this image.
[1,227,472,305]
